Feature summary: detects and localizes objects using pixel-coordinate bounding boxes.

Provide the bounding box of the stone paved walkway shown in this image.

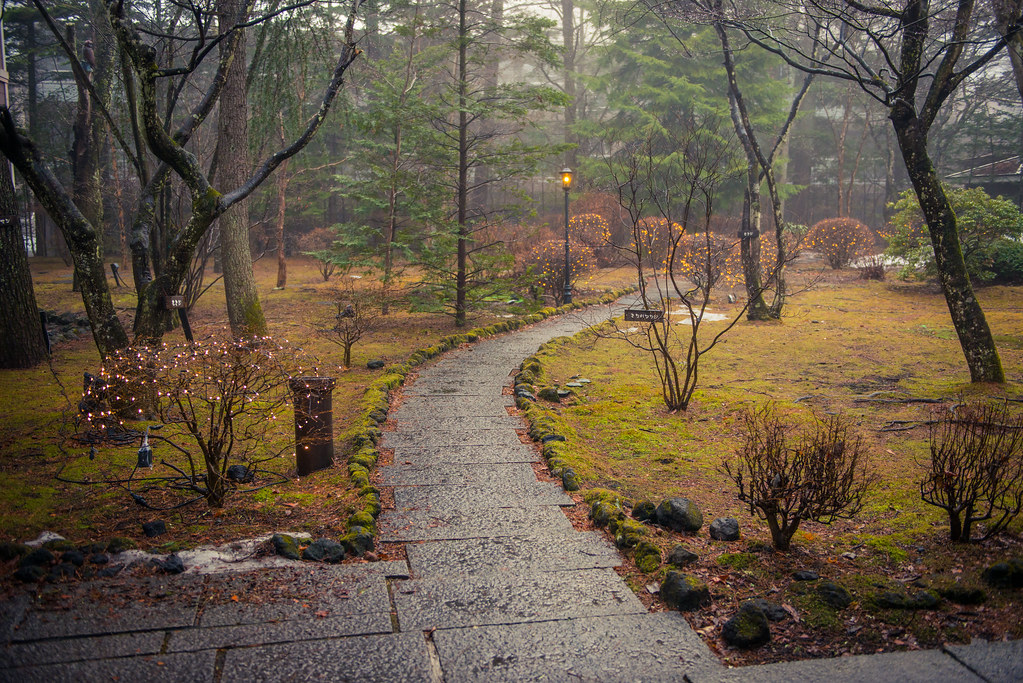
[2,306,1021,681]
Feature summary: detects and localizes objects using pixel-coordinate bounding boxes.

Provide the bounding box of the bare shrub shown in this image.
[298,227,344,282]
[858,255,887,280]
[807,217,876,269]
[921,402,1023,542]
[316,283,377,369]
[723,404,876,550]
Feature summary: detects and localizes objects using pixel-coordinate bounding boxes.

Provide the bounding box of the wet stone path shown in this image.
[3,304,1021,681]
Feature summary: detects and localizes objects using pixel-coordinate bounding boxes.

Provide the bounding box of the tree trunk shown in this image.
[0,160,47,368]
[891,110,1004,383]
[274,153,289,289]
[455,0,469,327]
[991,0,1023,102]
[217,0,267,338]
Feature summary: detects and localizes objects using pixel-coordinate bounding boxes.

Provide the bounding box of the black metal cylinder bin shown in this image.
[290,377,337,476]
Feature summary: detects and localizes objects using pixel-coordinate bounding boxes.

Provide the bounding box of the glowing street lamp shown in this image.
[561,168,573,304]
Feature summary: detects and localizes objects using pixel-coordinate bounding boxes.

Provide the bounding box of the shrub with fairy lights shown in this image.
[806,217,876,269]
[525,239,595,305]
[71,337,309,508]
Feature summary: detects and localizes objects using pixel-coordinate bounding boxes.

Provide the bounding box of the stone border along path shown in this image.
[3,304,1021,682]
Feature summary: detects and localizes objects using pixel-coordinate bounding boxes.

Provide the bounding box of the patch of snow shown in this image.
[25,531,65,548]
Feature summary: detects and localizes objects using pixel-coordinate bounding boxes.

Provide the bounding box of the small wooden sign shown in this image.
[624,309,664,323]
[161,295,186,309]
[738,228,759,239]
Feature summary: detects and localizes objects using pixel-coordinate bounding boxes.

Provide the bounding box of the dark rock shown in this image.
[982,558,1023,589]
[817,580,852,609]
[722,603,771,648]
[89,553,109,565]
[541,434,566,444]
[655,498,703,533]
[557,390,572,399]
[634,541,662,574]
[154,554,185,574]
[743,599,788,622]
[877,590,941,610]
[142,521,167,538]
[877,591,907,609]
[20,548,55,568]
[366,360,386,370]
[80,542,107,554]
[632,500,656,523]
[106,537,136,554]
[562,468,580,492]
[792,570,819,581]
[271,533,301,560]
[369,409,388,424]
[660,571,711,611]
[709,517,740,541]
[97,565,124,578]
[937,583,986,605]
[303,538,345,563]
[537,387,561,402]
[14,565,46,583]
[226,465,253,483]
[0,541,29,561]
[667,545,699,567]
[61,550,85,567]
[48,562,78,581]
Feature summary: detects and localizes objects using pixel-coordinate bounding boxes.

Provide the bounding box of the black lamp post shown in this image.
[561,167,573,304]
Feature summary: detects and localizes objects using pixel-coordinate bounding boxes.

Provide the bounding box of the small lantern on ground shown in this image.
[561,168,573,304]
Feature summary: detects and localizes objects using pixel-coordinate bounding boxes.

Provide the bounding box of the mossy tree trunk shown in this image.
[892,111,1004,382]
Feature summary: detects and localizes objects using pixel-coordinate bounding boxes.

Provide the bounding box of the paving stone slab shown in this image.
[395,397,513,416]
[12,575,204,641]
[392,567,645,630]
[167,612,393,652]
[0,631,165,669]
[945,640,1023,683]
[0,592,30,641]
[697,649,982,683]
[405,533,621,577]
[393,481,573,511]
[379,462,541,487]
[220,631,432,683]
[0,650,216,683]
[197,565,392,627]
[432,612,717,682]
[382,429,524,449]
[403,382,503,396]
[389,444,538,465]
[390,416,522,431]
[379,504,575,542]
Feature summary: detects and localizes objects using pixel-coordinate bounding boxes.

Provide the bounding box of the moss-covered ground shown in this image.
[524,260,1023,665]
[0,257,630,552]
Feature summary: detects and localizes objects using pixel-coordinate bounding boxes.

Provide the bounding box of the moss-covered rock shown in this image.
[816,580,852,609]
[562,468,580,491]
[935,580,987,605]
[271,533,301,560]
[632,500,656,523]
[610,517,647,548]
[537,386,562,403]
[722,603,771,648]
[42,539,76,552]
[0,541,30,562]
[106,537,137,554]
[656,497,703,533]
[341,529,375,557]
[589,501,621,527]
[661,571,711,611]
[982,558,1023,589]
[634,541,662,573]
[347,511,376,531]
